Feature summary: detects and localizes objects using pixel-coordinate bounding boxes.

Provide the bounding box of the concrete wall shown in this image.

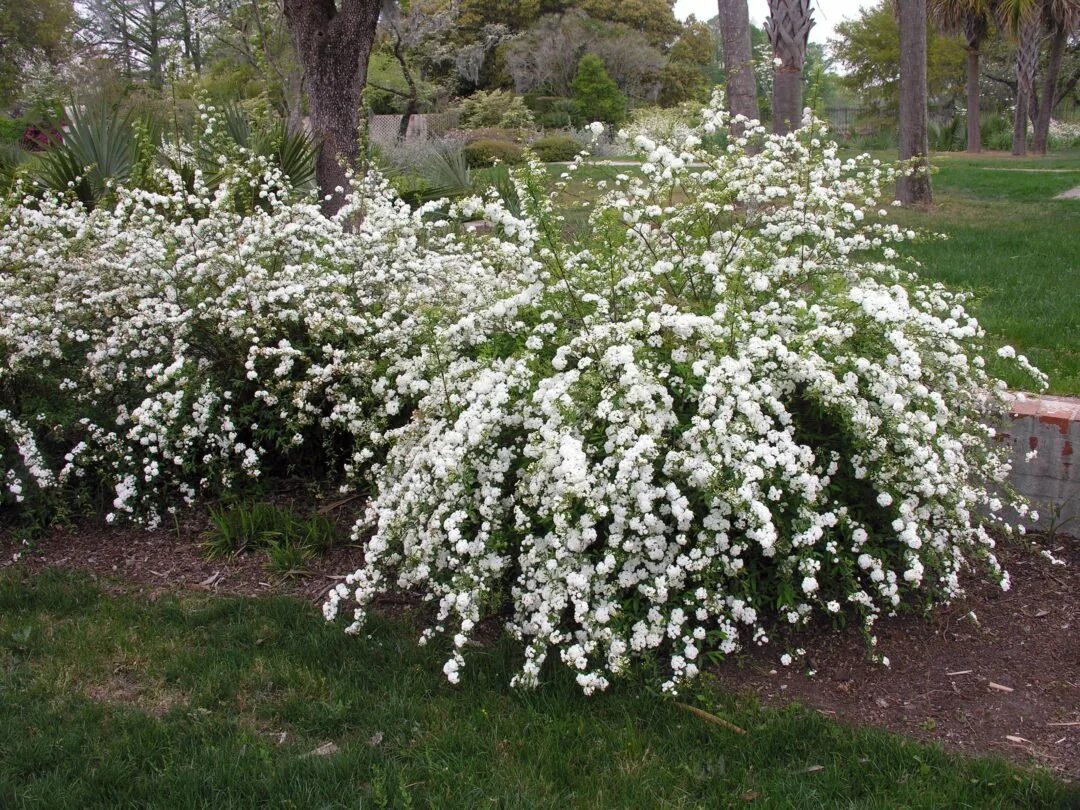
[1004,395,1080,535]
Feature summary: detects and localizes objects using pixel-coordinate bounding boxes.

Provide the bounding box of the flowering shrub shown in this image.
[0,125,530,524]
[2,98,1047,694]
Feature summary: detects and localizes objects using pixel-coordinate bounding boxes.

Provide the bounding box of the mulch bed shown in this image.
[2,512,1077,777]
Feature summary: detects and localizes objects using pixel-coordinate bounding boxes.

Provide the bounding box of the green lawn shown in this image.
[549,150,1080,395]
[0,570,1073,808]
[893,151,1080,394]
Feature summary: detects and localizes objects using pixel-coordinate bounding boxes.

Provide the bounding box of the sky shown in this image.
[673,0,874,46]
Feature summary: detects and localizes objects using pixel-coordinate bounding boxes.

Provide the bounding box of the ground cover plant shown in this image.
[0,97,1055,698]
[0,569,1074,808]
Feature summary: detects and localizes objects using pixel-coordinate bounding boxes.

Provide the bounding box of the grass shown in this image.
[0,570,1074,808]
[892,150,1080,394]
[548,149,1080,395]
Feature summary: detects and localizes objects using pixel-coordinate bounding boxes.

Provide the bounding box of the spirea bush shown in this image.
[0,120,532,524]
[2,99,1047,694]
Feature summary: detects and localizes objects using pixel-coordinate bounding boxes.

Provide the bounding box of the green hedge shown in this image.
[529,135,580,162]
[463,139,525,168]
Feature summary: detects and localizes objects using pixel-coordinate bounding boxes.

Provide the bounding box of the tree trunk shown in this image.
[772,69,802,134]
[764,0,814,135]
[1033,24,1067,155]
[717,0,758,135]
[896,0,932,204]
[965,48,981,153]
[391,35,420,141]
[1012,17,1040,157]
[282,0,381,217]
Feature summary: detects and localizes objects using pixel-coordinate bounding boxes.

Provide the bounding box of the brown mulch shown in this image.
[0,506,364,605]
[710,540,1080,778]
[1,513,1078,777]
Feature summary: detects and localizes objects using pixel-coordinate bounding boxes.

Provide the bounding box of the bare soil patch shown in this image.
[0,505,362,606]
[711,540,1080,777]
[2,515,1077,776]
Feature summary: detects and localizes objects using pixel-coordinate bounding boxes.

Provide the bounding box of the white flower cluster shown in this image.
[326,99,1046,694]
[2,97,1045,694]
[0,123,530,523]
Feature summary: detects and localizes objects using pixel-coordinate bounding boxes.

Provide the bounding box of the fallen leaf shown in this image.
[198,571,220,587]
[1006,735,1030,745]
[803,765,825,774]
[307,741,339,757]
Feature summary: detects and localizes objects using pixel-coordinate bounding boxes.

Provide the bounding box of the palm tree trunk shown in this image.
[1012,17,1040,156]
[896,0,932,204]
[1033,24,1067,155]
[764,0,814,135]
[717,0,758,135]
[965,48,981,153]
[773,70,802,134]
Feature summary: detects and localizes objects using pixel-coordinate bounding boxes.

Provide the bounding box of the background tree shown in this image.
[764,0,814,133]
[831,2,965,121]
[896,0,933,203]
[0,0,75,110]
[503,10,663,101]
[85,0,186,88]
[571,52,626,124]
[999,0,1042,154]
[1032,0,1080,153]
[658,19,716,105]
[575,0,680,47]
[929,0,994,151]
[717,0,758,131]
[371,0,455,139]
[282,0,382,215]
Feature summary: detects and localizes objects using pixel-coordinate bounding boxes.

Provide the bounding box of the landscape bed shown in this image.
[2,113,1079,805]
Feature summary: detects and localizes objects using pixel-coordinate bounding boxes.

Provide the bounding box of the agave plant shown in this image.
[384,139,475,208]
[35,105,136,209]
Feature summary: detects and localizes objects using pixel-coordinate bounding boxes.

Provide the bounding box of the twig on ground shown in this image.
[676,703,746,734]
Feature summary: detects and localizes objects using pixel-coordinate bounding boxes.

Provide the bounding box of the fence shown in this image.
[368,112,460,145]
[824,100,1080,138]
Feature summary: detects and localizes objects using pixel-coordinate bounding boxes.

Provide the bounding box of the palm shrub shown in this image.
[28,102,316,213]
[34,105,137,209]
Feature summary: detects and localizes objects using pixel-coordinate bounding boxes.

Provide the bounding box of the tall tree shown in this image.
[764,0,814,134]
[896,0,933,203]
[0,0,75,108]
[831,2,966,120]
[1032,0,1080,153]
[373,1,455,139]
[717,0,759,133]
[929,0,993,152]
[282,0,382,216]
[86,0,181,87]
[1007,5,1042,154]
